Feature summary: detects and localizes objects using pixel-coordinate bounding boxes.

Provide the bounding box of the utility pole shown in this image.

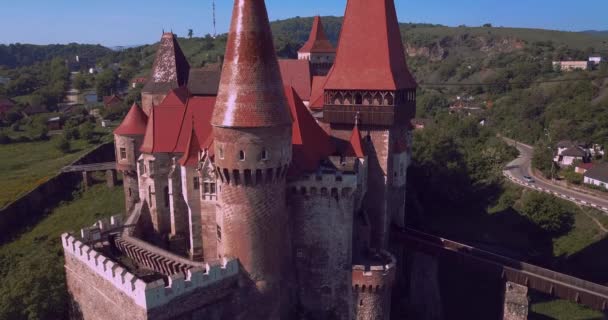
[545,128,555,180]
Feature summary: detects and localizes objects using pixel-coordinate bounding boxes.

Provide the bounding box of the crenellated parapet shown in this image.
[352,250,397,293]
[61,233,239,310]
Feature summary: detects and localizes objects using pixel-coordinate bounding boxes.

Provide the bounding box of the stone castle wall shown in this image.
[0,142,115,243]
[289,172,358,319]
[62,233,239,319]
[141,92,167,116]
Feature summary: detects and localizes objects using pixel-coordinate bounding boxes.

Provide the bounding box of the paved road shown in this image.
[503,138,608,212]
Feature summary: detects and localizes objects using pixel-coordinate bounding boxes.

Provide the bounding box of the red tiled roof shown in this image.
[298,16,336,54]
[211,0,291,128]
[345,123,365,158]
[324,0,417,91]
[143,33,191,94]
[577,163,595,170]
[179,127,201,167]
[309,75,328,110]
[278,59,312,101]
[114,103,148,136]
[285,86,335,174]
[103,95,123,108]
[141,88,216,154]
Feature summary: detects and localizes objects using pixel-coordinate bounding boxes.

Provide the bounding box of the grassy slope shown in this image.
[0,136,95,208]
[0,183,124,319]
[407,26,608,50]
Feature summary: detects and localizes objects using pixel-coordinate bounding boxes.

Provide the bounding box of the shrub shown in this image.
[519,191,575,235]
[0,132,11,144]
[55,136,71,153]
[79,123,95,142]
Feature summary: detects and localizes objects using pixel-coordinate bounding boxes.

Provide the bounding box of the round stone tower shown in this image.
[114,103,148,214]
[352,250,397,320]
[211,0,292,318]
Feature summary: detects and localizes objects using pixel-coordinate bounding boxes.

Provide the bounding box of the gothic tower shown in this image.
[211,0,293,318]
[298,16,336,76]
[322,0,417,249]
[114,103,148,214]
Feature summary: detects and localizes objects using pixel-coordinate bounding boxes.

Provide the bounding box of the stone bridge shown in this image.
[62,162,117,189]
[395,227,608,319]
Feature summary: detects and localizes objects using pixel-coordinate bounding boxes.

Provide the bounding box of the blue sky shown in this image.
[1,0,606,47]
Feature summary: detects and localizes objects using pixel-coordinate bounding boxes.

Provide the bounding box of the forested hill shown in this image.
[0,43,112,69]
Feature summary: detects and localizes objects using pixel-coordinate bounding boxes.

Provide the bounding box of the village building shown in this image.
[552,60,590,71]
[62,1,415,319]
[555,140,592,167]
[575,162,595,174]
[103,94,124,109]
[584,163,608,190]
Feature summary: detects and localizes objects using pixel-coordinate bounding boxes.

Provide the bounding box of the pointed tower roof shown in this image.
[143,32,191,94]
[140,105,156,153]
[211,0,292,128]
[298,16,336,54]
[285,86,334,173]
[324,0,417,91]
[179,126,201,167]
[114,103,148,136]
[345,115,365,158]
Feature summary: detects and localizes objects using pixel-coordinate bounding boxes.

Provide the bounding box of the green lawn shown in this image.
[0,183,124,320]
[553,208,606,258]
[0,136,96,208]
[530,297,604,320]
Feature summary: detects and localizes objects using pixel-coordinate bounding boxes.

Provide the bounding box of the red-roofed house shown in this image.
[103,95,123,109]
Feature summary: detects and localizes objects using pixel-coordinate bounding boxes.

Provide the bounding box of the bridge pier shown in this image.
[502,281,529,320]
[81,171,92,190]
[106,169,117,188]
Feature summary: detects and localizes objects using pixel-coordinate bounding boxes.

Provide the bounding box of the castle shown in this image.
[62,0,417,319]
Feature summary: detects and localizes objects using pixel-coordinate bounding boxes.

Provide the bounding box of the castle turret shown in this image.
[298,16,336,76]
[141,32,190,115]
[322,0,417,249]
[352,250,397,320]
[211,0,292,318]
[114,103,148,214]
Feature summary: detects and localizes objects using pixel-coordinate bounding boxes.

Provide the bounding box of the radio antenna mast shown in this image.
[212,0,217,38]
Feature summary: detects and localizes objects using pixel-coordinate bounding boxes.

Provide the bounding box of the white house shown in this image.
[584,163,608,190]
[589,56,603,65]
[555,141,591,167]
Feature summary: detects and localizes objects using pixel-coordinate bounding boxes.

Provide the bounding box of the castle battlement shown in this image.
[288,169,359,200]
[352,250,397,293]
[62,233,239,310]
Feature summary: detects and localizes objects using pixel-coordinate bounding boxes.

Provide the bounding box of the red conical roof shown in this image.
[114,103,148,136]
[179,126,201,167]
[211,0,292,128]
[346,120,365,158]
[298,16,336,54]
[324,0,417,91]
[285,86,334,173]
[143,32,191,93]
[140,104,156,153]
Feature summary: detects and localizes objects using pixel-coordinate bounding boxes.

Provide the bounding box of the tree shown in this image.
[56,136,71,153]
[483,23,493,28]
[73,73,88,91]
[95,69,117,97]
[532,141,555,178]
[188,29,194,39]
[519,191,575,235]
[79,122,95,142]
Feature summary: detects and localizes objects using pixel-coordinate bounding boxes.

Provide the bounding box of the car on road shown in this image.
[523,176,535,183]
